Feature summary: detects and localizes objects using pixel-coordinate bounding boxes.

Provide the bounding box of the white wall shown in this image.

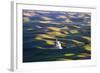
[0,0,100,73]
